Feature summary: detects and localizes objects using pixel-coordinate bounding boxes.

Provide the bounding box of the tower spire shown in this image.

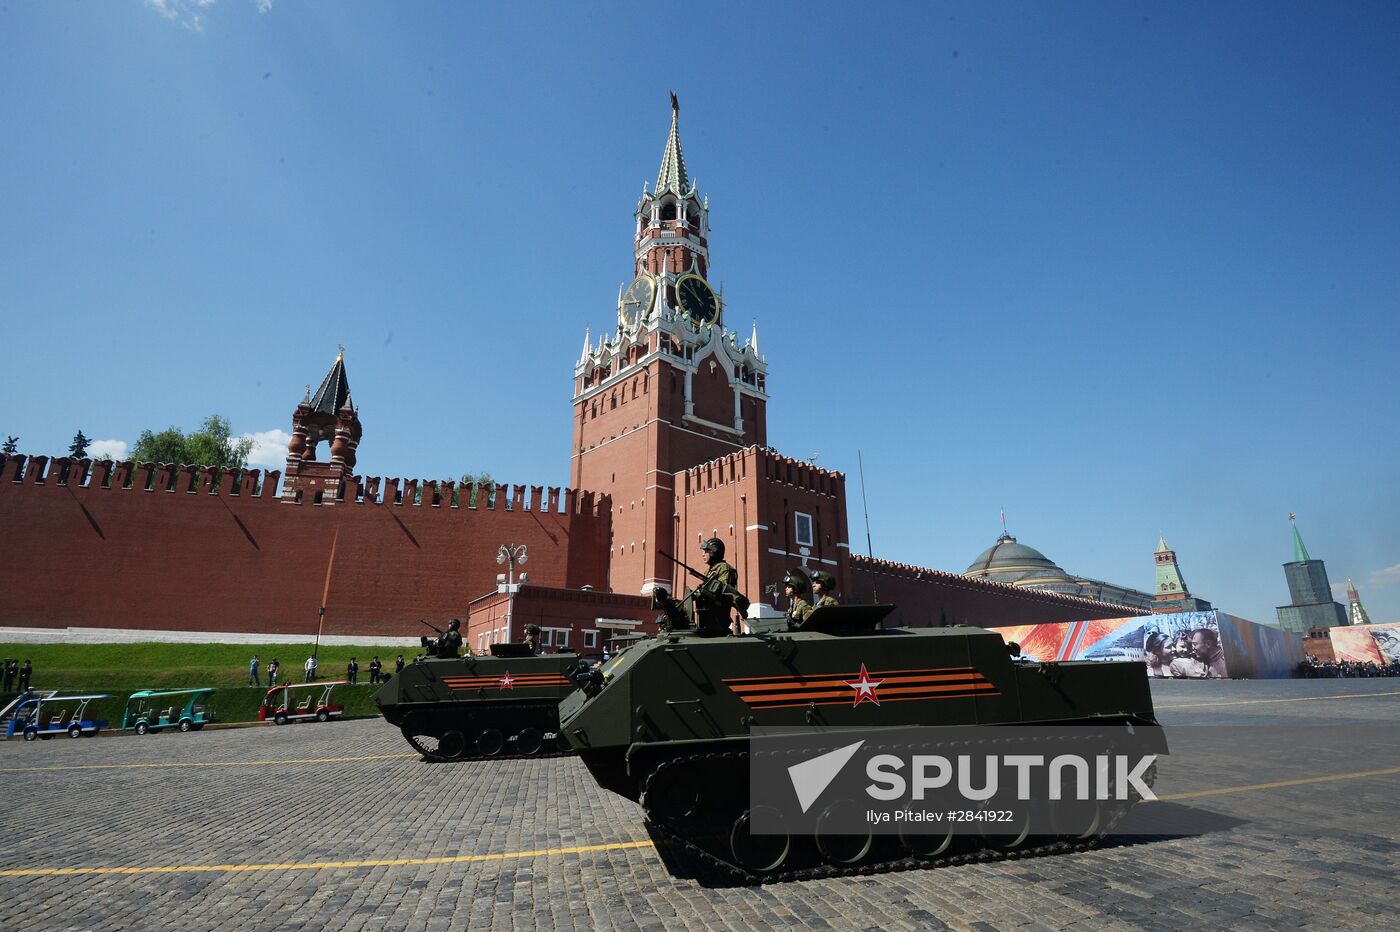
[655,91,689,194]
[1347,578,1373,625]
[1288,513,1311,562]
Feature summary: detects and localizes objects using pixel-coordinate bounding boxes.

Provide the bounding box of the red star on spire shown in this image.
[845,663,884,707]
[498,672,514,689]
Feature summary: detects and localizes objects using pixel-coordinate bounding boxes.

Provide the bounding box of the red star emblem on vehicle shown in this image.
[498,672,514,689]
[845,663,884,707]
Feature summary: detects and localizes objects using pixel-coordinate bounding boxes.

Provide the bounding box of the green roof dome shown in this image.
[964,533,1073,585]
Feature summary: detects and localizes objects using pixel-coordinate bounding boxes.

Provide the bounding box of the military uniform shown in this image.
[810,571,840,610]
[436,620,463,658]
[784,568,815,630]
[703,559,738,589]
[694,539,745,634]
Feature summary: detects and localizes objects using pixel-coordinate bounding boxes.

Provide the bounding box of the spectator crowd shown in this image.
[1299,658,1400,678]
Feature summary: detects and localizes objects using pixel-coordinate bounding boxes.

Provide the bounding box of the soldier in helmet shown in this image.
[697,538,744,634]
[435,619,463,658]
[524,624,541,655]
[784,568,815,630]
[810,571,840,609]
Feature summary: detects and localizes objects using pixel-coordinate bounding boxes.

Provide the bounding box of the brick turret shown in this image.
[283,348,362,505]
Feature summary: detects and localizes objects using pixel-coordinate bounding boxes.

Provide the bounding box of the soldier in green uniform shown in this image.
[810,571,840,609]
[524,624,541,655]
[436,618,463,657]
[784,568,815,629]
[697,538,744,634]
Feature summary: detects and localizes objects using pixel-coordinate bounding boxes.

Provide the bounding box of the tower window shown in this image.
[660,202,677,222]
[794,512,814,548]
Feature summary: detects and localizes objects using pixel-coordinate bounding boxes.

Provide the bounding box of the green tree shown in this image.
[69,430,91,458]
[455,471,495,507]
[2,436,17,455]
[130,414,254,468]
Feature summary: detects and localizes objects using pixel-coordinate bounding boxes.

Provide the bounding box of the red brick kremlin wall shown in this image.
[847,555,1147,628]
[0,454,612,638]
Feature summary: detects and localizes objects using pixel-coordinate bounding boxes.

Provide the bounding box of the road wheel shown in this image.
[179,720,193,733]
[814,800,873,865]
[898,823,957,859]
[316,709,330,723]
[516,728,543,756]
[274,713,288,726]
[68,724,83,739]
[642,764,703,821]
[23,727,38,741]
[556,733,573,754]
[437,730,467,760]
[135,722,149,736]
[979,806,1032,850]
[476,728,505,757]
[729,807,790,875]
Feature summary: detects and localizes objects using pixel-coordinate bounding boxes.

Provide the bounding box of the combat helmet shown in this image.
[783,568,811,594]
[700,537,726,559]
[810,570,836,591]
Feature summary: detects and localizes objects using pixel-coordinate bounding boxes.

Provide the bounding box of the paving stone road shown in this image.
[1,678,1397,931]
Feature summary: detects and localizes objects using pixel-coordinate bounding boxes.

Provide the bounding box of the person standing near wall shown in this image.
[248,655,261,687]
[267,658,280,688]
[18,660,33,691]
[304,656,317,683]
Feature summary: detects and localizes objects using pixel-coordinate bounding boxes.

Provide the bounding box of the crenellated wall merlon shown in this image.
[1,452,613,517]
[677,445,845,498]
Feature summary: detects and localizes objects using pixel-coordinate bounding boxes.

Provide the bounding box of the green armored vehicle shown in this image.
[558,601,1163,881]
[374,643,586,761]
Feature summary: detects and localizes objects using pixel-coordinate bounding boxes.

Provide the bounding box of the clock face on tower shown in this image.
[675,273,718,326]
[618,276,655,331]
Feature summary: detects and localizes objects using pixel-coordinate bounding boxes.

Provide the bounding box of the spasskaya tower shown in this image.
[571,94,769,594]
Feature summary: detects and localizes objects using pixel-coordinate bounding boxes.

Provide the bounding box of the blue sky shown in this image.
[3,1,1398,623]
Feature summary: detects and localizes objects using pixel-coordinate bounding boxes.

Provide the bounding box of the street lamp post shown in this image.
[497,544,528,643]
[496,543,528,586]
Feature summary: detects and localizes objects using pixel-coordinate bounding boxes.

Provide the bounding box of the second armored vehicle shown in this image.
[374,644,584,761]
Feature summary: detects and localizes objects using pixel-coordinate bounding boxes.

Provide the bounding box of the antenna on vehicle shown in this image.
[858,450,876,602]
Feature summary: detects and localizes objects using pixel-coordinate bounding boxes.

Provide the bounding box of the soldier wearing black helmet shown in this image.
[698,537,743,633]
[436,618,463,657]
[810,571,840,608]
[784,568,815,629]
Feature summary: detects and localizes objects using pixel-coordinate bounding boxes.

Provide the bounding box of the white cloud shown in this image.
[242,429,291,469]
[1369,564,1400,588]
[1331,581,1347,595]
[87,439,130,461]
[146,0,269,32]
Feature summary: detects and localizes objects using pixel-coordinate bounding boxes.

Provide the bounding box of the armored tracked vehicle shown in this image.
[558,604,1163,881]
[375,644,585,761]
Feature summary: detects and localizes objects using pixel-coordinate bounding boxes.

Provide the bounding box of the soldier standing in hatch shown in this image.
[810,571,840,609]
[784,568,815,630]
[698,538,745,633]
[524,624,541,655]
[436,619,463,658]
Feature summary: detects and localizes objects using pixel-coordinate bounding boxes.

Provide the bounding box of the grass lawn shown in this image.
[1,641,416,726]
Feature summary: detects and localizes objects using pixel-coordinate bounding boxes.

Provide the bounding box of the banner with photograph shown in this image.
[1329,621,1400,664]
[991,610,1301,679]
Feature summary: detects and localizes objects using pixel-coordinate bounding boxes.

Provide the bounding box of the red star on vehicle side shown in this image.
[498,672,514,689]
[845,663,884,707]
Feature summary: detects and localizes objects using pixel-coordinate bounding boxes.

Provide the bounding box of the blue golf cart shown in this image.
[4,693,111,741]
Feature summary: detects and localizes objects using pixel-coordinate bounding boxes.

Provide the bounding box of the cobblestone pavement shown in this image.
[1,678,1396,930]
